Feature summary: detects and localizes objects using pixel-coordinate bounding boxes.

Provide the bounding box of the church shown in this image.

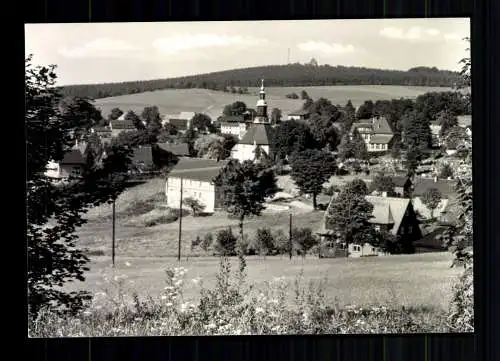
[230,79,276,163]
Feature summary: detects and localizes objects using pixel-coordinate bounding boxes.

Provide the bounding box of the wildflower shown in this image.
[206,323,216,329]
[255,307,265,314]
[82,310,92,317]
[161,295,167,300]
[166,302,173,307]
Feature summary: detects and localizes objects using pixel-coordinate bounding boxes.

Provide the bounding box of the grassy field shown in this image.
[72,176,461,313]
[94,85,453,119]
[62,252,461,311]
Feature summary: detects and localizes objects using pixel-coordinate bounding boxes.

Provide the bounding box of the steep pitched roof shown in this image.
[239,124,274,146]
[369,134,394,144]
[167,158,229,183]
[321,194,411,236]
[350,122,373,133]
[412,178,456,198]
[60,142,88,165]
[218,115,246,123]
[371,116,394,134]
[157,142,190,156]
[365,196,411,235]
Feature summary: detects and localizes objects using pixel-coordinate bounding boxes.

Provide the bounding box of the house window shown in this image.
[374,225,381,232]
[71,167,81,176]
[353,245,361,252]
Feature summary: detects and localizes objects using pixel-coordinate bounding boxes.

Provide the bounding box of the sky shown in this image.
[25,18,470,86]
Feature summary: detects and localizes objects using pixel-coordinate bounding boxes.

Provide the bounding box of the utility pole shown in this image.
[289,213,293,260]
[112,199,116,267]
[177,178,183,262]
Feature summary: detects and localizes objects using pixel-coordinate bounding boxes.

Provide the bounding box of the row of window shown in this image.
[369,143,387,150]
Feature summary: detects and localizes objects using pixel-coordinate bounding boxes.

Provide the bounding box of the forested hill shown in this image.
[60,63,462,100]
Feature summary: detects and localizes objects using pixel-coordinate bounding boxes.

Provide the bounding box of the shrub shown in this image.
[200,233,213,253]
[191,236,202,252]
[439,163,454,179]
[183,197,205,217]
[255,227,275,257]
[293,227,319,258]
[214,228,237,256]
[272,229,291,256]
[323,184,340,196]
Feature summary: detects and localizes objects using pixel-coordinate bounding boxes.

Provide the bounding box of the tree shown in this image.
[183,127,198,157]
[273,120,318,159]
[191,113,215,133]
[308,114,341,150]
[391,139,402,159]
[302,98,314,111]
[337,134,355,160]
[26,55,132,317]
[124,110,144,130]
[292,227,318,258]
[351,128,368,160]
[255,227,275,258]
[270,108,282,124]
[223,101,247,116]
[300,90,310,100]
[289,149,337,209]
[194,134,224,158]
[108,107,124,122]
[190,236,202,253]
[344,178,369,196]
[404,147,420,175]
[221,134,238,160]
[183,197,206,217]
[200,233,214,252]
[325,186,374,249]
[438,110,459,137]
[356,100,374,120]
[163,122,178,135]
[402,109,432,153]
[341,100,356,132]
[213,160,279,245]
[370,172,397,196]
[112,128,157,148]
[421,188,442,219]
[439,163,454,179]
[214,228,237,256]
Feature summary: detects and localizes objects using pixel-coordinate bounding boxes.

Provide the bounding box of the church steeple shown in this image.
[254,78,269,123]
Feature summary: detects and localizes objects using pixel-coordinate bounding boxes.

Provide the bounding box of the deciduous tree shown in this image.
[370,172,397,196]
[289,149,337,209]
[26,55,132,317]
[421,187,442,219]
[214,160,279,245]
[183,197,206,217]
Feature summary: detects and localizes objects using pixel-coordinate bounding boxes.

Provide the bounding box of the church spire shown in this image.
[255,77,268,123]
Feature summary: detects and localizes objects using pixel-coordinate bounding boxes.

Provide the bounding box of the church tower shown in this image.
[254,78,269,124]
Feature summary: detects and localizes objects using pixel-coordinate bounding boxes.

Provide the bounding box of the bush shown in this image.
[293,227,319,257]
[200,233,213,253]
[214,228,237,256]
[272,229,291,255]
[448,265,473,332]
[323,184,340,196]
[255,227,275,257]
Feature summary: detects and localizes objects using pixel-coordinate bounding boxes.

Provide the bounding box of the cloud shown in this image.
[297,41,356,54]
[152,33,268,54]
[58,38,139,58]
[380,26,463,43]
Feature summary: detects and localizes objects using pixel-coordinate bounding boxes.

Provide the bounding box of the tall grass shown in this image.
[29,255,454,337]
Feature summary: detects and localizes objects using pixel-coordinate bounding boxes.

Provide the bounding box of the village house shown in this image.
[287,109,311,121]
[218,115,250,140]
[165,112,196,132]
[165,158,229,214]
[350,116,398,152]
[45,141,89,180]
[318,193,422,257]
[109,114,137,137]
[231,79,276,163]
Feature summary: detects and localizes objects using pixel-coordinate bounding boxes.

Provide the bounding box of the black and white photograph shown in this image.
[26,18,473,337]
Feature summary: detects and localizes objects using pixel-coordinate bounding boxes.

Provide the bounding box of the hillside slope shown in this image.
[60,64,461,100]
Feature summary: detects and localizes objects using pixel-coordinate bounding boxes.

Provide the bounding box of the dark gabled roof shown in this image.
[167,158,229,183]
[392,176,412,188]
[111,119,136,129]
[218,115,246,123]
[220,122,245,128]
[412,178,457,198]
[60,142,88,165]
[239,124,274,146]
[288,109,310,116]
[369,134,394,144]
[371,116,394,134]
[132,146,154,166]
[92,126,111,133]
[168,118,189,130]
[351,122,373,133]
[157,142,190,156]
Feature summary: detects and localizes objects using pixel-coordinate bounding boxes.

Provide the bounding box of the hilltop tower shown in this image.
[253,78,269,124]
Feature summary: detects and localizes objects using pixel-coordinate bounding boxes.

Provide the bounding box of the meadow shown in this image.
[94,85,453,119]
